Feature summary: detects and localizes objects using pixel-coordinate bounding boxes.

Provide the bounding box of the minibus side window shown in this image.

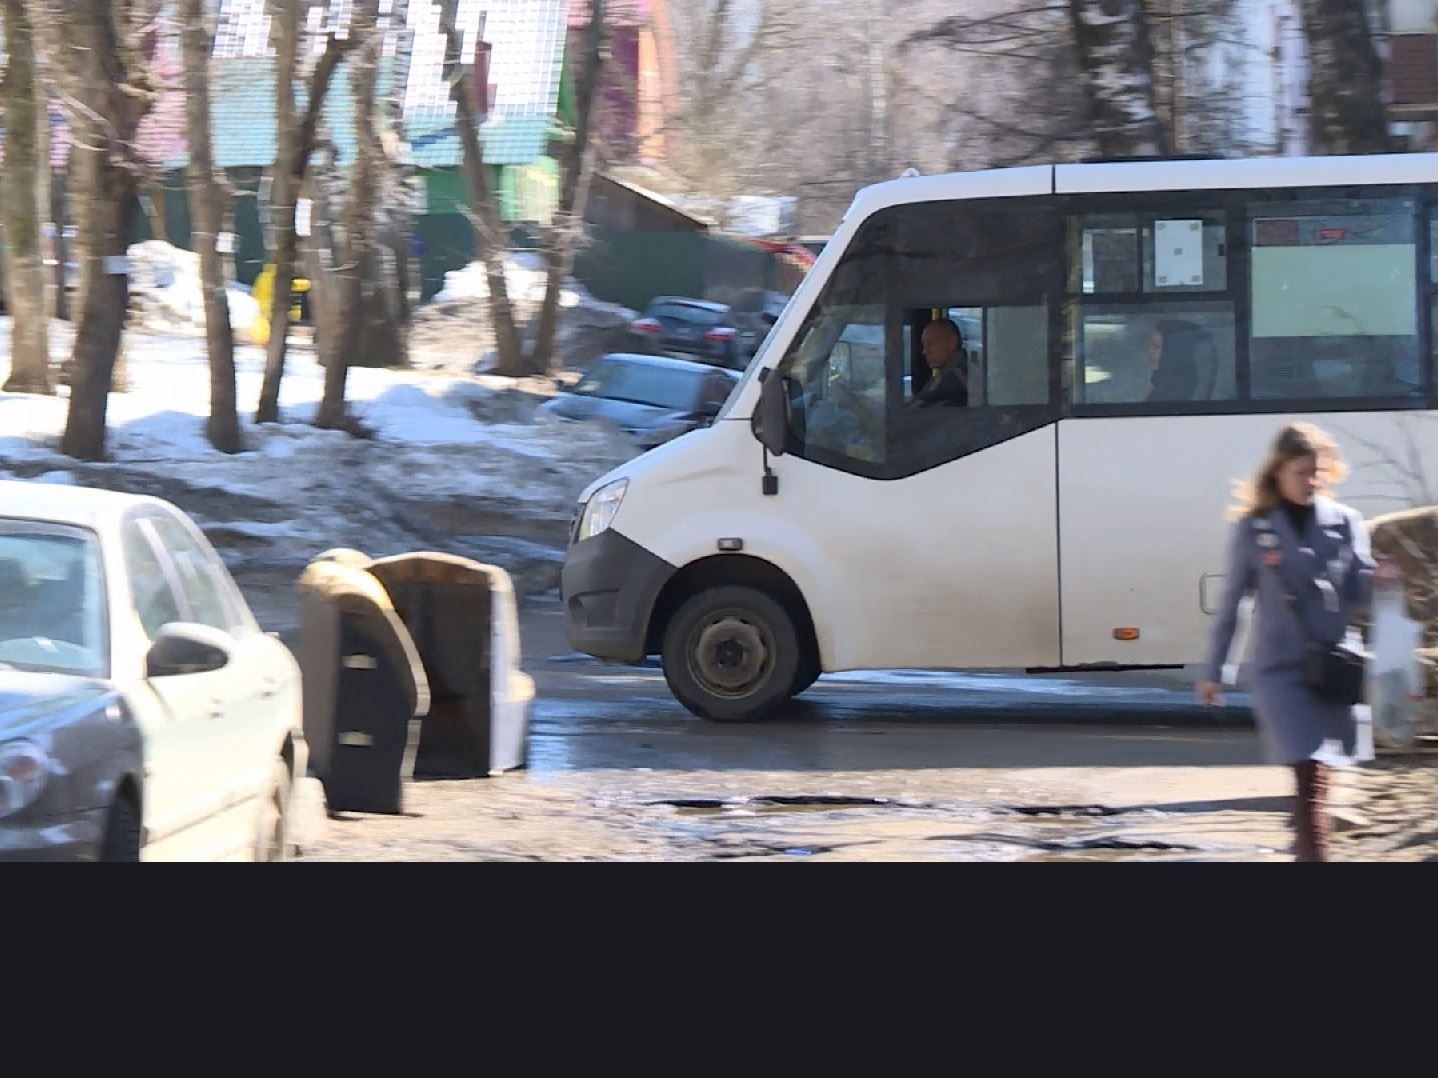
[781,304,889,470]
[1067,208,1239,406]
[773,211,895,475]
[775,199,1061,479]
[1248,196,1420,400]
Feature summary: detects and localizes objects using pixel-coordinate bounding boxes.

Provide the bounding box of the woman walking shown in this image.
[1197,422,1395,861]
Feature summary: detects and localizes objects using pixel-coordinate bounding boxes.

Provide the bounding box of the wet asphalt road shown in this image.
[521,600,1263,774]
[246,576,1418,860]
[301,601,1319,861]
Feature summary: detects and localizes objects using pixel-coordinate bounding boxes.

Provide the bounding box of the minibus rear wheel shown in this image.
[662,585,800,721]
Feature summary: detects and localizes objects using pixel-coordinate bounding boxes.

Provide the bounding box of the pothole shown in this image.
[933,831,1200,854]
[708,843,839,859]
[1005,804,1132,819]
[650,794,912,815]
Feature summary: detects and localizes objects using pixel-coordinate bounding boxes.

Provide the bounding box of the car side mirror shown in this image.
[146,622,235,678]
[753,367,789,457]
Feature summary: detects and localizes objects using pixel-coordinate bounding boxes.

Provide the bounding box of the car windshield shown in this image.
[0,524,107,678]
[647,302,724,327]
[573,359,704,411]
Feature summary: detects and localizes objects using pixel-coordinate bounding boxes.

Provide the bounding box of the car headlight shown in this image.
[576,478,628,541]
[0,740,50,818]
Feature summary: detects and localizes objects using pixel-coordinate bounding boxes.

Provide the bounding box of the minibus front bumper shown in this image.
[562,529,675,663]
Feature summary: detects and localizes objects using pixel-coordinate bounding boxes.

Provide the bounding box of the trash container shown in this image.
[296,558,431,813]
[366,552,533,777]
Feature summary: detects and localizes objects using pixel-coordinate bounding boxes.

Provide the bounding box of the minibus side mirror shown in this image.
[753,367,788,457]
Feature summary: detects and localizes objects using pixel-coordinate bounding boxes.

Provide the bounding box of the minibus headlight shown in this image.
[577,479,628,540]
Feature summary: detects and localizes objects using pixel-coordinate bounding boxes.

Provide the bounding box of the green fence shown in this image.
[573,228,790,313]
[127,173,795,315]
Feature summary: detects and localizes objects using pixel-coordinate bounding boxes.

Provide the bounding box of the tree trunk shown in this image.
[50,168,70,322]
[62,164,137,460]
[531,0,608,374]
[1300,0,1392,155]
[315,0,380,430]
[2,0,53,395]
[303,188,337,368]
[57,0,155,460]
[35,17,68,323]
[181,0,240,453]
[256,3,351,424]
[1067,0,1169,157]
[439,0,525,377]
[34,55,54,326]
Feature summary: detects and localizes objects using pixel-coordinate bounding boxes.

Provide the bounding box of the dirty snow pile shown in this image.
[410,251,636,375]
[126,241,261,338]
[0,322,638,631]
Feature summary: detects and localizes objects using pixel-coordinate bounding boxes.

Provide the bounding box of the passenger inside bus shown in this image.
[1079,309,1236,404]
[909,317,970,407]
[1146,318,1217,402]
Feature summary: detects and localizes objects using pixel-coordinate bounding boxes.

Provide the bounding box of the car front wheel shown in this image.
[661,586,800,722]
[99,795,142,862]
[255,759,291,862]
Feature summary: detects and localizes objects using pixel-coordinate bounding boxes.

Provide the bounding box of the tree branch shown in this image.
[293,31,354,183]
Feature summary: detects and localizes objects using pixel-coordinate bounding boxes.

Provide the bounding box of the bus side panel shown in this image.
[765,425,1059,671]
[1057,411,1438,667]
[613,422,1062,672]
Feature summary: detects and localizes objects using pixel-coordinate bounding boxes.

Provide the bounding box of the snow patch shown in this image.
[0,317,639,616]
[127,240,260,337]
[412,252,637,376]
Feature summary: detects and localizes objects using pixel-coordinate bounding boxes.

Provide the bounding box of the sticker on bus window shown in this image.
[1154,219,1204,287]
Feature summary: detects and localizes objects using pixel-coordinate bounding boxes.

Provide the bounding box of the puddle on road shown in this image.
[934,830,1202,855]
[1005,804,1133,819]
[632,792,1271,861]
[649,794,915,816]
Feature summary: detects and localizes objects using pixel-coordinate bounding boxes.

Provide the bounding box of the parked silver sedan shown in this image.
[0,481,313,861]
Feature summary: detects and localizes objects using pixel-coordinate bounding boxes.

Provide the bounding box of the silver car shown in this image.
[0,481,315,862]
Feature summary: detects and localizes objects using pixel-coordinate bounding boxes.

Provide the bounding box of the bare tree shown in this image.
[907,3,1090,172]
[2,0,52,395]
[666,0,810,195]
[302,137,340,378]
[179,0,240,452]
[530,0,608,371]
[256,0,353,424]
[1068,0,1169,156]
[438,0,525,376]
[1300,0,1392,155]
[313,0,381,430]
[44,0,159,461]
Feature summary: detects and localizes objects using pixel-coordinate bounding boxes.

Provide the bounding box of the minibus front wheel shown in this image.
[662,585,801,722]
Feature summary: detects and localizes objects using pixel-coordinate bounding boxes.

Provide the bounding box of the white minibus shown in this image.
[562,154,1438,720]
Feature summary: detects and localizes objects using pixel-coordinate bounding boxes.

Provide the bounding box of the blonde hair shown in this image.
[1227,422,1349,521]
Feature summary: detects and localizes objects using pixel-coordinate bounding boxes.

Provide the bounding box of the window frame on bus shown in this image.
[1060,183,1436,419]
[768,177,1438,483]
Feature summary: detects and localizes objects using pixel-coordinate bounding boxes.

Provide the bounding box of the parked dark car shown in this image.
[539,353,740,451]
[728,288,790,361]
[629,296,743,369]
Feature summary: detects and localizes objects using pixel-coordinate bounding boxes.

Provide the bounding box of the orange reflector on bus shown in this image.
[1113,628,1140,641]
